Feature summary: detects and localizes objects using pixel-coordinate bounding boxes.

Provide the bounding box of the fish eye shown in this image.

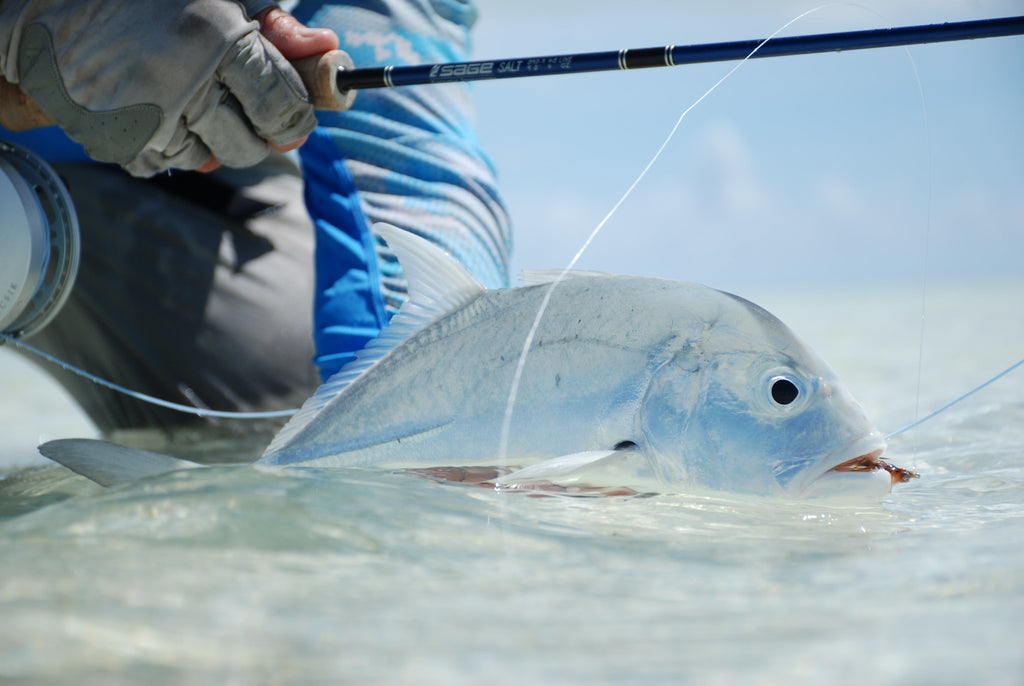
[758,368,809,412]
[771,377,800,406]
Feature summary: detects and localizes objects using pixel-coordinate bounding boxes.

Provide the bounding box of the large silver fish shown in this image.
[41,224,916,498]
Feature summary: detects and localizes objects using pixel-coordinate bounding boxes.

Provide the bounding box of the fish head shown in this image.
[639,290,902,499]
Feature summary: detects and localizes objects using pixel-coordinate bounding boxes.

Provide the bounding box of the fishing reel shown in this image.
[0,140,79,339]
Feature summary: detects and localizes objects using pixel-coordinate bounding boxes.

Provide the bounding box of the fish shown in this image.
[39,223,916,498]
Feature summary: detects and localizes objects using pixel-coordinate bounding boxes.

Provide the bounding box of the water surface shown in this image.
[1,282,1021,684]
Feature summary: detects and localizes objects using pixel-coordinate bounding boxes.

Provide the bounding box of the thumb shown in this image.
[255,7,339,60]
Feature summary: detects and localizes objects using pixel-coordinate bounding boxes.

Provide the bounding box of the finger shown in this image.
[217,30,318,148]
[185,82,271,169]
[196,155,221,173]
[271,136,308,153]
[123,127,214,177]
[256,8,339,60]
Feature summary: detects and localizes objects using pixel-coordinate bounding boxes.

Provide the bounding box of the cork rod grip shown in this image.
[291,49,357,111]
[0,49,355,133]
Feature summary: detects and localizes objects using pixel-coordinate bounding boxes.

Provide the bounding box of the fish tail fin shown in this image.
[37,439,203,487]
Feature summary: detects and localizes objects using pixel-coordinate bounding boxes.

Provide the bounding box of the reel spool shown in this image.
[0,140,79,339]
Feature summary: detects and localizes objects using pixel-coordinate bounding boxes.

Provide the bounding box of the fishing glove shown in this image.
[0,0,316,176]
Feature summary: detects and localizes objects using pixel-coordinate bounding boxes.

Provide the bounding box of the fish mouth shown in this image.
[828,449,919,489]
[794,431,918,498]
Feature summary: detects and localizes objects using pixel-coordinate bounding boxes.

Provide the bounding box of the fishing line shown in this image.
[905,46,932,457]
[3,8,1015,439]
[885,356,1024,440]
[497,8,826,462]
[855,9,1021,445]
[496,4,1023,460]
[0,333,298,419]
[832,2,935,455]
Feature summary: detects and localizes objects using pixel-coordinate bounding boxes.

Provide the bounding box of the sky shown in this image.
[467,0,1024,291]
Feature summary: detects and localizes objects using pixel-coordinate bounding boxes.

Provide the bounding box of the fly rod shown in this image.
[335,15,1024,92]
[2,15,1022,130]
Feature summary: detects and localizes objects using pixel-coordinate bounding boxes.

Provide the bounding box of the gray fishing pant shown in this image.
[19,155,321,459]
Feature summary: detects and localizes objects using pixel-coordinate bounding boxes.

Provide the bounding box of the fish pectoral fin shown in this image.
[38,438,203,487]
[262,223,485,461]
[495,450,624,487]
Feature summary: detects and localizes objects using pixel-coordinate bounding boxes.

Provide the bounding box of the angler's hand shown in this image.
[0,0,338,177]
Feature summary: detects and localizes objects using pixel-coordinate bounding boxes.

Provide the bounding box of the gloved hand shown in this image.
[0,0,333,176]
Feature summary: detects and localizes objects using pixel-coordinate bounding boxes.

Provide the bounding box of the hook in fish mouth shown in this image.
[830,449,919,487]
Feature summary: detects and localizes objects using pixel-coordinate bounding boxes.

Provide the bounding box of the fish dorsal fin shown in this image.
[263,224,486,458]
[38,438,202,486]
[519,269,610,285]
[373,223,487,325]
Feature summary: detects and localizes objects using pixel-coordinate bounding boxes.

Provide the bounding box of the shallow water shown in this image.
[1,282,1022,684]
